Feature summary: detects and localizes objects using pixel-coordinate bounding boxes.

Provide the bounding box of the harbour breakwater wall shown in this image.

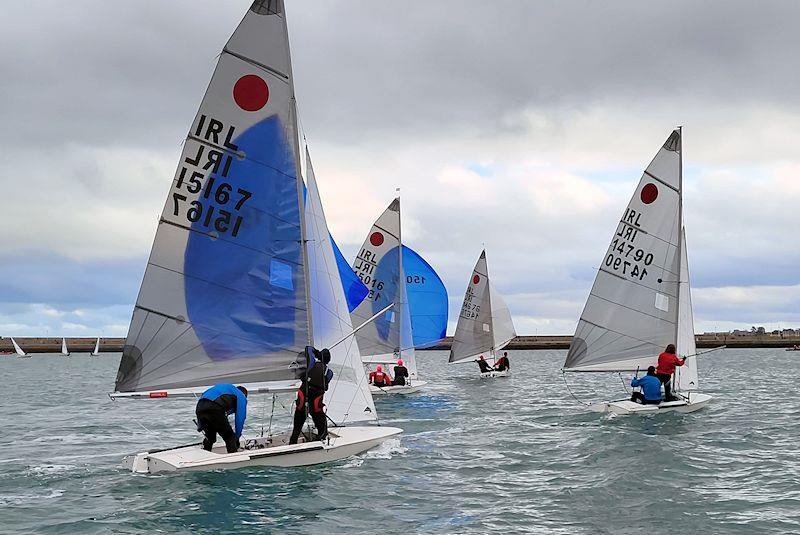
[2,334,798,354]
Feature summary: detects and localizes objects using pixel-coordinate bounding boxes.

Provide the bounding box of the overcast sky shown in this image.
[1,0,798,338]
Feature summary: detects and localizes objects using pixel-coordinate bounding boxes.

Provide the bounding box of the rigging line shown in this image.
[260,393,268,437]
[133,420,165,447]
[561,371,590,407]
[266,395,276,437]
[618,373,631,395]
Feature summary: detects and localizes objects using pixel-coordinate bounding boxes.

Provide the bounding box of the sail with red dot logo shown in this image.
[449,250,516,364]
[115,0,312,393]
[565,129,686,372]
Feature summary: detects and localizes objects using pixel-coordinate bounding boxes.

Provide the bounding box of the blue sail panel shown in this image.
[403,246,448,347]
[331,236,369,312]
[183,115,306,360]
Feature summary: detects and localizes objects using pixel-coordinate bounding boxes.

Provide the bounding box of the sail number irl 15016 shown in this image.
[171,142,252,238]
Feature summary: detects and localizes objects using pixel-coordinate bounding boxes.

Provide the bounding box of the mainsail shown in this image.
[303,151,376,423]
[351,199,403,360]
[115,1,310,393]
[11,337,26,357]
[449,250,516,364]
[565,130,684,372]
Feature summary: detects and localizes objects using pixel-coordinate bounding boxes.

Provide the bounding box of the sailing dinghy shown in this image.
[10,337,30,358]
[351,198,433,395]
[112,0,400,473]
[90,337,100,356]
[449,250,516,377]
[563,128,711,415]
[61,337,70,356]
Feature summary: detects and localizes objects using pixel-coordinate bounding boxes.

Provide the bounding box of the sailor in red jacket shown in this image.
[369,365,393,387]
[655,344,685,401]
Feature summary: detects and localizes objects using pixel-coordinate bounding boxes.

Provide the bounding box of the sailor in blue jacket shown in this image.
[195,384,248,453]
[630,366,662,405]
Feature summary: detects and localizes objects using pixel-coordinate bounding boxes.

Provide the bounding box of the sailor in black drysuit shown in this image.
[289,346,333,444]
[476,356,493,374]
[393,359,409,386]
[195,384,248,453]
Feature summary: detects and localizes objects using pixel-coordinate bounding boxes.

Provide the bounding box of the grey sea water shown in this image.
[0,349,797,534]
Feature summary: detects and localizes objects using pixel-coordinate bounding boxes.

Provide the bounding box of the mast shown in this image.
[282,0,313,346]
[484,250,496,363]
[396,188,403,361]
[675,126,683,348]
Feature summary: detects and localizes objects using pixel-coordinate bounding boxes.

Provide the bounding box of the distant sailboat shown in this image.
[10,337,31,358]
[350,198,447,395]
[449,250,516,377]
[111,0,400,473]
[61,337,70,357]
[563,128,712,414]
[91,337,100,356]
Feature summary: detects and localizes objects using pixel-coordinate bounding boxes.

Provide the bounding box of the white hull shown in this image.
[480,370,509,378]
[369,380,428,395]
[589,392,712,415]
[124,426,402,474]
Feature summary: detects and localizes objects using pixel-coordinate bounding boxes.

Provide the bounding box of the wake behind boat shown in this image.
[563,128,712,415]
[111,0,400,473]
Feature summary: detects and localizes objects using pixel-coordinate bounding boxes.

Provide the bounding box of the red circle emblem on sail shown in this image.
[370,232,384,246]
[233,75,269,112]
[641,183,659,204]
[473,274,480,284]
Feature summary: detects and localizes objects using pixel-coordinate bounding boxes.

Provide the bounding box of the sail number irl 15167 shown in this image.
[171,144,252,237]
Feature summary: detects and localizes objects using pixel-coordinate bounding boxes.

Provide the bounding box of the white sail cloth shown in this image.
[565,130,684,372]
[449,250,516,364]
[304,152,376,423]
[674,230,699,392]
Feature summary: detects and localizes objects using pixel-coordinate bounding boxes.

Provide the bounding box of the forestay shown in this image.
[449,250,516,364]
[304,151,376,423]
[115,0,310,393]
[565,130,683,372]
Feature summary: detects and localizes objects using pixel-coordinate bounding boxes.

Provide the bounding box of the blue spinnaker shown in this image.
[332,236,369,312]
[403,246,448,347]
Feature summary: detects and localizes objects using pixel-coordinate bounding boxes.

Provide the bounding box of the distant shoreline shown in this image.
[2,334,798,354]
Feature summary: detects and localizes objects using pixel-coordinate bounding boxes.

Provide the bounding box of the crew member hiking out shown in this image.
[393,359,409,386]
[195,384,248,453]
[630,366,662,405]
[476,356,493,374]
[494,352,510,372]
[289,347,333,445]
[656,344,685,401]
[369,365,393,387]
